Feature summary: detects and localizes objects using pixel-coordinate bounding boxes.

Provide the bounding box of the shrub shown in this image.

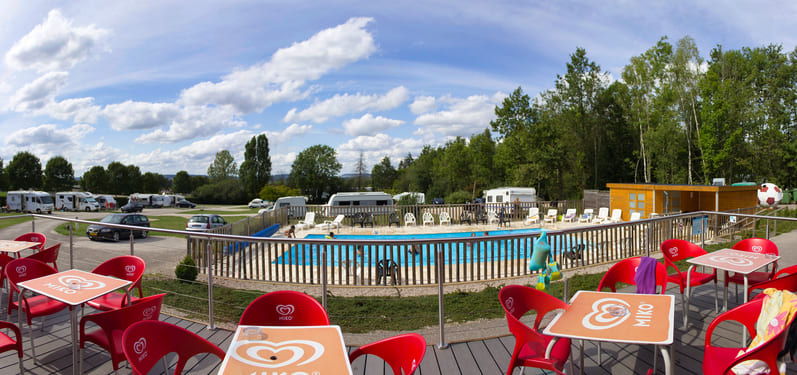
[175,255,198,282]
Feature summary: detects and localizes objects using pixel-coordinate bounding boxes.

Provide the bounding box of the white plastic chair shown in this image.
[487,210,500,225]
[561,209,577,222]
[439,212,451,225]
[404,212,416,226]
[592,207,609,223]
[318,214,345,230]
[422,212,435,226]
[295,212,316,230]
[524,207,539,225]
[579,208,594,223]
[544,209,557,224]
[608,209,623,223]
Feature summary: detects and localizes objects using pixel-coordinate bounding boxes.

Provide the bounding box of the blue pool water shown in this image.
[274,228,590,266]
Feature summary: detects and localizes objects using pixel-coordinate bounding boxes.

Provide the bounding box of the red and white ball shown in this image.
[757,183,783,207]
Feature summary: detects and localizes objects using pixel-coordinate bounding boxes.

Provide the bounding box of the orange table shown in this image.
[18,269,132,375]
[218,325,353,375]
[543,291,675,375]
[0,240,40,255]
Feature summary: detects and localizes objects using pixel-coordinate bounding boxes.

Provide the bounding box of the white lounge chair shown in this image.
[629,212,641,221]
[487,210,500,225]
[524,207,539,225]
[404,212,416,226]
[579,208,594,223]
[317,214,344,230]
[422,212,435,226]
[439,212,451,225]
[592,207,609,223]
[561,209,577,222]
[544,209,557,224]
[295,212,315,230]
[608,209,623,223]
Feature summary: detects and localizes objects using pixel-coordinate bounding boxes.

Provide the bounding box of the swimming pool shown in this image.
[274,228,591,266]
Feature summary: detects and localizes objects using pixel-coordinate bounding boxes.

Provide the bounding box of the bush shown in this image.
[445,190,473,205]
[175,255,198,282]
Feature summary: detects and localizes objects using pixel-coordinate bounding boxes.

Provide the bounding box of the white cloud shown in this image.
[342,113,403,136]
[264,123,312,145]
[103,100,181,131]
[4,123,93,148]
[179,17,377,114]
[284,86,409,123]
[41,97,101,123]
[8,71,68,111]
[409,95,437,114]
[4,9,109,72]
[414,92,505,138]
[336,134,426,172]
[134,105,245,144]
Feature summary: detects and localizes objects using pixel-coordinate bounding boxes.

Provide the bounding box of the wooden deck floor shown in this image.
[1,285,796,374]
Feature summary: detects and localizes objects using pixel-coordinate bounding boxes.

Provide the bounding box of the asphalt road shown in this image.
[0,207,210,276]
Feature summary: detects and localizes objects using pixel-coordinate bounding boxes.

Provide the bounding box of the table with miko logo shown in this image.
[0,240,40,256]
[17,269,132,375]
[543,290,675,375]
[218,325,353,375]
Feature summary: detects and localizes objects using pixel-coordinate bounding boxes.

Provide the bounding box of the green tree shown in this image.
[172,171,192,194]
[239,134,271,197]
[371,156,397,190]
[0,158,7,191]
[208,150,237,182]
[194,179,247,204]
[140,172,169,193]
[354,151,367,191]
[43,156,75,192]
[7,151,42,190]
[290,145,342,203]
[468,129,496,196]
[106,162,141,194]
[670,36,706,184]
[80,166,108,192]
[259,184,301,202]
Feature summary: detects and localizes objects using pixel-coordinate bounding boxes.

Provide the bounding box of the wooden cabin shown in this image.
[605,183,758,221]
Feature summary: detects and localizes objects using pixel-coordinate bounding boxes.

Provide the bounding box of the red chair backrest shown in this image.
[774,264,797,279]
[239,290,330,326]
[25,243,60,271]
[660,239,706,263]
[349,333,426,375]
[499,284,568,335]
[82,293,166,337]
[5,258,58,292]
[13,232,46,250]
[91,255,146,296]
[748,272,797,300]
[123,320,225,375]
[732,238,778,255]
[598,257,668,294]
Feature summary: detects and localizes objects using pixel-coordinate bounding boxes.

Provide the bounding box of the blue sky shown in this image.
[1,1,794,176]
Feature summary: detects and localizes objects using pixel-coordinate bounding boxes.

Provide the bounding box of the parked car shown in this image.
[432,197,445,204]
[186,214,227,232]
[248,198,268,208]
[120,201,144,213]
[175,199,196,208]
[86,213,150,242]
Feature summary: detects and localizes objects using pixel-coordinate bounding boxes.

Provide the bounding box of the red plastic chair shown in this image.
[239,290,330,326]
[0,321,23,374]
[79,293,165,373]
[499,285,571,375]
[598,256,669,294]
[660,239,718,325]
[703,298,791,374]
[349,333,426,375]
[726,238,779,299]
[86,255,146,311]
[13,232,46,251]
[123,320,225,375]
[5,258,69,360]
[748,272,797,301]
[25,242,60,271]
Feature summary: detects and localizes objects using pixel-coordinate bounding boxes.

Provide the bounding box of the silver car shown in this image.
[186,214,227,232]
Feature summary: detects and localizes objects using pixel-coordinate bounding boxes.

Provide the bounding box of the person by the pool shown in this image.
[325,232,335,239]
[285,225,296,238]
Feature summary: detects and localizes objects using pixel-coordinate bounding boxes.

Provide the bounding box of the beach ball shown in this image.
[757,183,783,207]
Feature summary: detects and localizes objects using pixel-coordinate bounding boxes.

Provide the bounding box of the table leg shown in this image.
[658,345,673,375]
[742,276,749,346]
[71,306,78,375]
[684,265,694,328]
[544,337,558,359]
[723,272,729,311]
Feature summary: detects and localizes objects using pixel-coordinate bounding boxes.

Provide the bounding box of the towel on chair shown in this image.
[634,257,659,294]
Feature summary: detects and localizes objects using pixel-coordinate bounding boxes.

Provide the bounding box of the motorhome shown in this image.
[129,193,165,208]
[6,190,54,214]
[55,192,100,211]
[324,192,393,216]
[94,195,117,209]
[262,196,307,217]
[483,187,537,213]
[393,192,425,204]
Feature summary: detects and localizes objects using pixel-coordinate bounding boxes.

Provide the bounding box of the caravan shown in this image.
[483,187,537,214]
[6,190,54,214]
[55,192,100,211]
[392,192,425,204]
[260,196,307,218]
[324,192,393,216]
[129,193,164,208]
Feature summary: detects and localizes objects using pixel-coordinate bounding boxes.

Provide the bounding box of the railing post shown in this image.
[31,216,35,232]
[130,231,135,256]
[766,219,770,239]
[321,245,328,311]
[700,216,705,248]
[437,243,448,349]
[68,219,74,269]
[206,241,216,330]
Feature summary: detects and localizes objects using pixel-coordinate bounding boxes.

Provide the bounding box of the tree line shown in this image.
[2,36,794,205]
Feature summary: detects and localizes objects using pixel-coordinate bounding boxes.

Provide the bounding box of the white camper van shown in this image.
[483,187,537,213]
[6,190,54,214]
[129,193,164,208]
[262,196,307,217]
[55,192,100,211]
[324,192,393,216]
[393,192,425,204]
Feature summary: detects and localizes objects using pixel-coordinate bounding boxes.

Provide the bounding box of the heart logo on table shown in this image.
[58,275,107,290]
[751,245,764,253]
[133,337,147,354]
[142,306,158,319]
[230,339,324,368]
[582,298,631,330]
[709,255,753,267]
[276,304,295,316]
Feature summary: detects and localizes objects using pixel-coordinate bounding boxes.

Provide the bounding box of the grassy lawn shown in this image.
[53,214,250,238]
[0,212,34,230]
